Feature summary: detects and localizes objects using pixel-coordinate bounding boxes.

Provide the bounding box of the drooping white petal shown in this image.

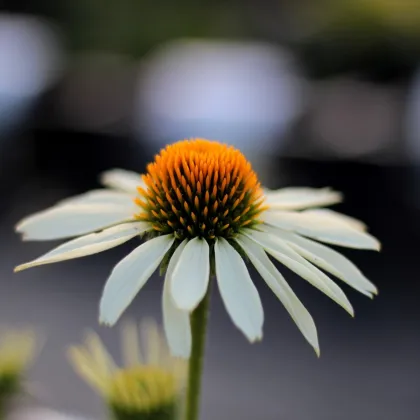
[215,238,263,342]
[264,187,342,210]
[262,225,377,296]
[99,235,174,326]
[57,189,135,208]
[16,204,134,241]
[162,239,191,358]
[262,210,380,250]
[171,238,210,311]
[14,222,148,272]
[236,235,319,355]
[246,230,354,316]
[302,209,367,232]
[100,169,144,193]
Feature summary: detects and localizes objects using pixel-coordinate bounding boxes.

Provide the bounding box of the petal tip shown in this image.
[366,288,378,298]
[333,191,344,203]
[15,218,29,232]
[99,169,113,182]
[21,234,34,242]
[248,331,263,343]
[98,313,116,327]
[14,261,40,272]
[14,265,25,273]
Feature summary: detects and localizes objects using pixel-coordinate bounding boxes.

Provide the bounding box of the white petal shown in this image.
[171,238,210,311]
[264,187,342,210]
[100,169,144,193]
[236,235,319,355]
[99,235,174,326]
[163,239,191,358]
[57,189,134,208]
[215,238,263,342]
[262,210,380,250]
[302,209,367,232]
[246,230,354,316]
[264,226,377,296]
[16,204,134,241]
[14,222,148,272]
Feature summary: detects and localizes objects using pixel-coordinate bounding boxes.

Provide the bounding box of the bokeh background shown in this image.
[0,0,419,419]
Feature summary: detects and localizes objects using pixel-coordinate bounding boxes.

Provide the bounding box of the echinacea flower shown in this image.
[68,320,186,420]
[0,328,39,411]
[15,138,379,357]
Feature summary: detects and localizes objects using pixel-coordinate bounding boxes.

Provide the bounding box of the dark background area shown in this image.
[0,0,420,419]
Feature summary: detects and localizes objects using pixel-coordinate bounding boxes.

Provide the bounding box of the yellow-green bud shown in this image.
[68,320,186,420]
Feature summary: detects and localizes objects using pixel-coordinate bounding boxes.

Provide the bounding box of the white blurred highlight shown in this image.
[136,39,305,154]
[9,408,91,420]
[0,14,62,134]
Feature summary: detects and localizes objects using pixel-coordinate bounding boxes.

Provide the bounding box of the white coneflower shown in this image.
[68,320,186,420]
[15,138,379,357]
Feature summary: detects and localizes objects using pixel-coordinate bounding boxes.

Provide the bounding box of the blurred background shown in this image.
[0,0,419,419]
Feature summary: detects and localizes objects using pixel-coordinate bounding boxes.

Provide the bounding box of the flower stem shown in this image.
[184,286,211,420]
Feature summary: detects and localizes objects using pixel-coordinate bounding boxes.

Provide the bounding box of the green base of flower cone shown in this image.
[0,373,20,396]
[110,403,177,420]
[184,287,211,420]
[0,373,20,419]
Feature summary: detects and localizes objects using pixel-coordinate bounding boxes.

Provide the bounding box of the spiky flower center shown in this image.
[135,139,266,241]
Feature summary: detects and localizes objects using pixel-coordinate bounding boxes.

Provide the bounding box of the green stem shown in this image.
[184,285,211,420]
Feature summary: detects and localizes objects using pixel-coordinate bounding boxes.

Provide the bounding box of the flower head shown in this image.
[136,139,265,241]
[15,138,380,357]
[0,328,38,407]
[68,320,186,420]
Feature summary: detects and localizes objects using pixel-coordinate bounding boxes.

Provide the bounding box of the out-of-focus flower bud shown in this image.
[68,320,186,420]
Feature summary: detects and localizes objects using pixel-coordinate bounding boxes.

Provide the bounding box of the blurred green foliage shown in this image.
[295,0,420,81]
[46,0,246,57]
